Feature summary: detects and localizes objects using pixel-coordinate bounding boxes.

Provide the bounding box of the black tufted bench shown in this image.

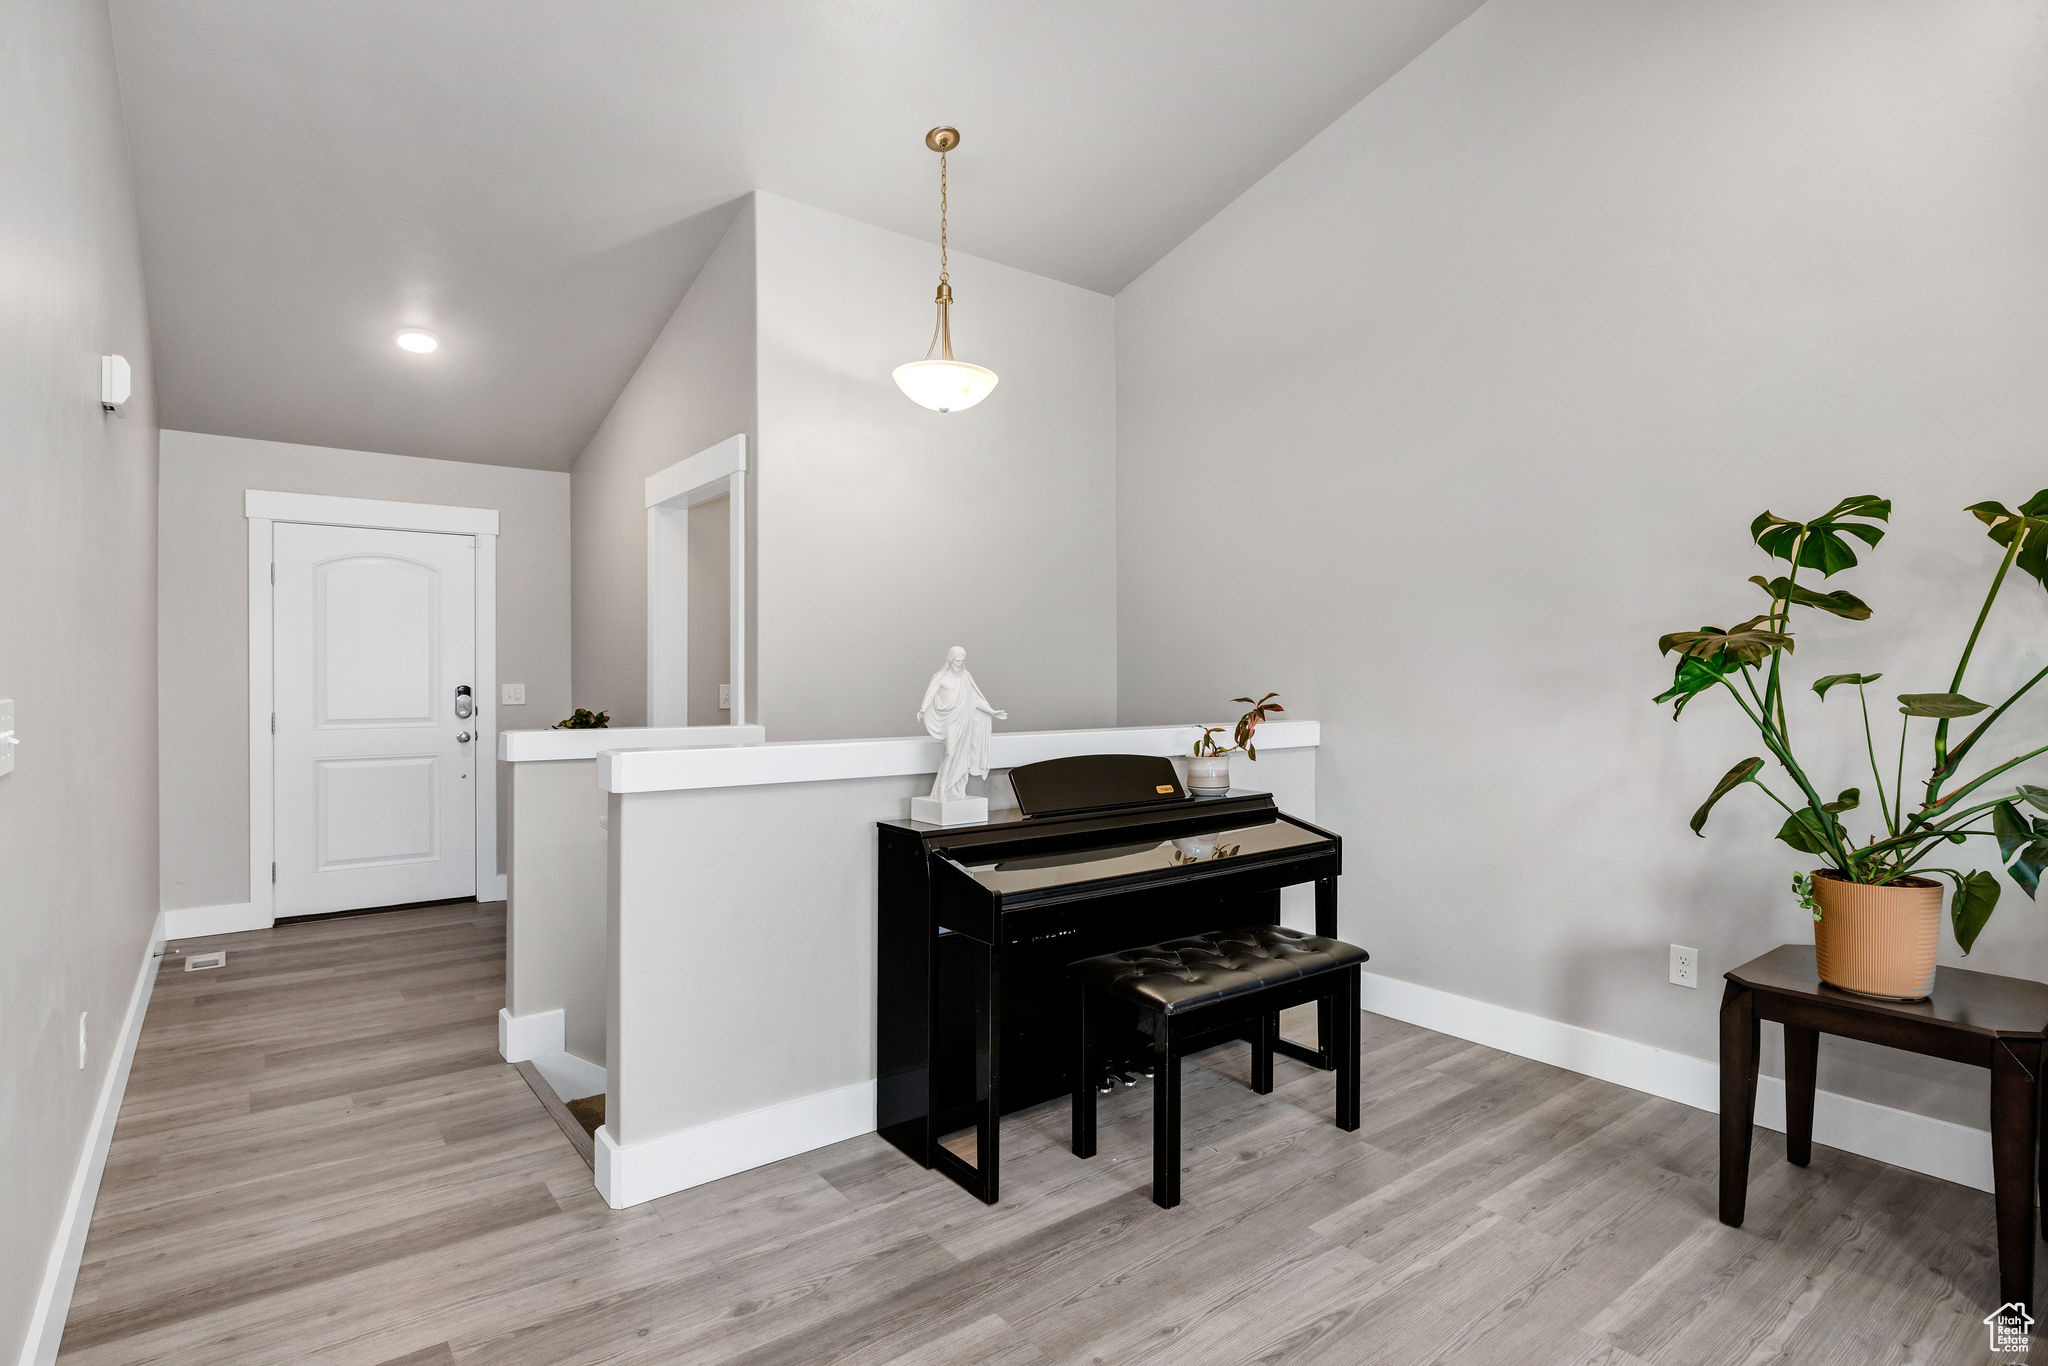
[1069,925,1366,1208]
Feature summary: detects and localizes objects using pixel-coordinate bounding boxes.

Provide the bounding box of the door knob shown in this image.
[456,731,472,744]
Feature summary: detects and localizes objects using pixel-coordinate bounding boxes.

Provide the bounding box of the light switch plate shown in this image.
[501,683,526,706]
[0,698,15,777]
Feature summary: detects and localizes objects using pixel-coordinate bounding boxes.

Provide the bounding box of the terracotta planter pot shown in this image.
[1810,870,1942,1000]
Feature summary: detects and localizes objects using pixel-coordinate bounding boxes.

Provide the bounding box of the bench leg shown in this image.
[1335,968,1361,1131]
[1250,1012,1275,1095]
[1153,1024,1181,1209]
[1073,990,1097,1160]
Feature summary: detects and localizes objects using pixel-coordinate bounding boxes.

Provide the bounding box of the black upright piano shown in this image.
[877,753,1342,1203]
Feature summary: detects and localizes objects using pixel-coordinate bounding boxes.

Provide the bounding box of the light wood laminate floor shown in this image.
[62,902,2009,1365]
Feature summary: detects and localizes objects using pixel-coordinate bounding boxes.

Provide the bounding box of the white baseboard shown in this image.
[19,918,165,1366]
[480,874,507,903]
[1360,970,1993,1193]
[529,1051,607,1104]
[595,1079,876,1209]
[498,1006,565,1063]
[158,901,272,940]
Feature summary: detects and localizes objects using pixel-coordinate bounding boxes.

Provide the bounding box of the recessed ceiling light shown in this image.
[394,329,439,354]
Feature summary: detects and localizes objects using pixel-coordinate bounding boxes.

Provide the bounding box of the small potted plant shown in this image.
[553,708,610,729]
[1188,692,1284,795]
[1656,491,2048,999]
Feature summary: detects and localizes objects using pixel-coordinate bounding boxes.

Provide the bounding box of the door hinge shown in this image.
[270,713,276,733]
[269,562,275,584]
[271,862,276,883]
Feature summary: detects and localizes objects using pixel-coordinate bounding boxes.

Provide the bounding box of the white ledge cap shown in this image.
[598,720,1319,795]
[500,724,765,763]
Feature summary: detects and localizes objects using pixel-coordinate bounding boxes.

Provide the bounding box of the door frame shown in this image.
[246,490,503,926]
[645,434,747,726]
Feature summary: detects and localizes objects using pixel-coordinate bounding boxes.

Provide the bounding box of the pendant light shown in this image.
[893,127,999,413]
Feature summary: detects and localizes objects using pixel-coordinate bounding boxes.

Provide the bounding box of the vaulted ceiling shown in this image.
[108,0,1483,470]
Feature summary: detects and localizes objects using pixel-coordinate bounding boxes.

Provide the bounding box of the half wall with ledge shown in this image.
[594,720,1319,1208]
[497,723,765,1077]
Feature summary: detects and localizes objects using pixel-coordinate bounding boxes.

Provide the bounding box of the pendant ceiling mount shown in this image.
[893,126,998,413]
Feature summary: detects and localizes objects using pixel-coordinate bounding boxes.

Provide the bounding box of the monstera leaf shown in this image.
[1812,672,1882,700]
[1749,576,1872,621]
[1993,801,2048,899]
[2021,785,2048,816]
[1776,806,1844,857]
[1898,693,1989,718]
[1691,757,1764,835]
[1751,495,1891,578]
[1654,654,1737,718]
[1946,871,2002,954]
[1658,617,1794,668]
[1967,490,2048,595]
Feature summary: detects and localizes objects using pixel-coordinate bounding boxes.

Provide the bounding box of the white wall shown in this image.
[687,495,730,725]
[157,430,572,912]
[571,198,755,727]
[752,192,1119,740]
[1115,0,2048,1132]
[0,0,159,1356]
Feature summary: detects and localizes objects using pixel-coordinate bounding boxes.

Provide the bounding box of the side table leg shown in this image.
[1719,981,1759,1228]
[1784,1025,1818,1168]
[1991,1039,2041,1311]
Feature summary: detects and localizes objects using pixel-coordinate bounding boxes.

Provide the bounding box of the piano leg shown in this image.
[977,937,1001,1203]
[1073,989,1098,1159]
[1275,875,1343,1072]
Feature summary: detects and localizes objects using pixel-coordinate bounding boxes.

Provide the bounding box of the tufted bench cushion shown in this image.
[1070,925,1368,1016]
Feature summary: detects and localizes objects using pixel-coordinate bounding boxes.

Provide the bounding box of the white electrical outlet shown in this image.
[78,1012,88,1069]
[718,683,731,711]
[1670,944,1699,989]
[501,683,526,706]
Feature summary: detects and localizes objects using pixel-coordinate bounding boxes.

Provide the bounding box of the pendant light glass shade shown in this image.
[892,359,999,413]
[897,127,996,412]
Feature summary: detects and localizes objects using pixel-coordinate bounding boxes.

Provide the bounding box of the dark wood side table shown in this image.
[1721,944,2048,1312]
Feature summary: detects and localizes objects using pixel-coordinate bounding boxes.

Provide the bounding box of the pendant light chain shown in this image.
[938,150,949,286]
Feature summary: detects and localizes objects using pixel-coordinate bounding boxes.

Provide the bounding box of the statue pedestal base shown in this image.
[911,795,988,827]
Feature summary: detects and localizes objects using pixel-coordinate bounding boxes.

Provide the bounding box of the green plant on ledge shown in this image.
[1193,692,1284,758]
[553,708,610,730]
[1655,491,2048,952]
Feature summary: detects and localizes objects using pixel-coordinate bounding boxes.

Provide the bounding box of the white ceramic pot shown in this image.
[1187,754,1232,794]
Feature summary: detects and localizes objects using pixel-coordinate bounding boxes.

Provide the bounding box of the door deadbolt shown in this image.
[454,684,474,719]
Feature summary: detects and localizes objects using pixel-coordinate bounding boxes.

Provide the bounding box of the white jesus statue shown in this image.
[913,646,1006,824]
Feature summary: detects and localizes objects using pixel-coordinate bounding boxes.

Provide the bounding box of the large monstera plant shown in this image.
[1656,491,2048,952]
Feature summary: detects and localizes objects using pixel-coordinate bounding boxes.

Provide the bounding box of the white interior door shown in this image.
[273,522,478,915]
